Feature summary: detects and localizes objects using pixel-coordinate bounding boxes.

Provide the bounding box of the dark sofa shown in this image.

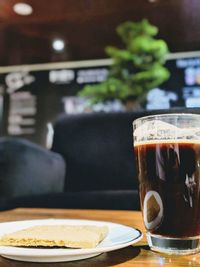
[50,107,200,210]
[0,137,66,210]
[1,107,200,211]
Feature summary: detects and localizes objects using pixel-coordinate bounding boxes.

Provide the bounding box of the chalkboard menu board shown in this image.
[147,54,200,109]
[0,61,110,146]
[0,53,200,147]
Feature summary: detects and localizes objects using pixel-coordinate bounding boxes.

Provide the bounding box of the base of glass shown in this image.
[147,233,200,255]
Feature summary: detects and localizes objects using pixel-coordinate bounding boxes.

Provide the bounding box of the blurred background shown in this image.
[0,0,200,146]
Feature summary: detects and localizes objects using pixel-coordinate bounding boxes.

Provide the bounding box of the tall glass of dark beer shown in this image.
[133,113,200,254]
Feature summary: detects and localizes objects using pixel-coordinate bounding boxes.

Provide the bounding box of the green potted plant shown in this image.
[78,19,170,110]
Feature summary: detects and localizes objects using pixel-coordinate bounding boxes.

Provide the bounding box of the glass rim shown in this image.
[133,113,200,126]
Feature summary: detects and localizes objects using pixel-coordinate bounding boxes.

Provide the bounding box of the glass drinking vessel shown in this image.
[133,113,200,255]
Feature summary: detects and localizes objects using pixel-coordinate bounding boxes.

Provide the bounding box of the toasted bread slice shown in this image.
[0,225,108,248]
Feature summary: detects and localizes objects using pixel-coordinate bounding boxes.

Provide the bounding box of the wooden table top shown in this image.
[0,208,199,266]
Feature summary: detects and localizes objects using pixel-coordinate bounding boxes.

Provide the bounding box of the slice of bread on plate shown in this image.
[0,225,109,249]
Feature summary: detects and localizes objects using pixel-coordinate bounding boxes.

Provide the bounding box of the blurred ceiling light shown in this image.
[13,3,33,16]
[52,39,65,52]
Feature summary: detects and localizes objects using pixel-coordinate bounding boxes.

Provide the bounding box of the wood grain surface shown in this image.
[0,208,199,266]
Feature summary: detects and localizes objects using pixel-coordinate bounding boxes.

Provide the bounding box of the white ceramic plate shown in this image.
[0,219,143,262]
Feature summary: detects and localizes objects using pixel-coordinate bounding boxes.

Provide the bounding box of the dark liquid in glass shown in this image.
[134,141,200,237]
